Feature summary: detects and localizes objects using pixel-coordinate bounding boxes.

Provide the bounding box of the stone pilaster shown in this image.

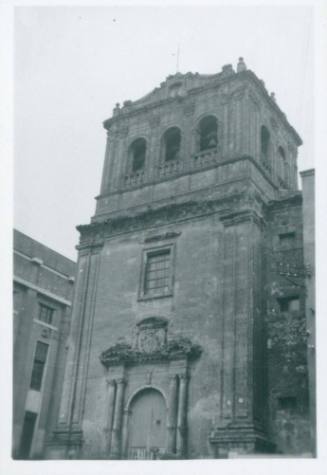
[46,244,102,458]
[210,209,272,456]
[104,379,116,453]
[100,130,113,195]
[167,374,178,454]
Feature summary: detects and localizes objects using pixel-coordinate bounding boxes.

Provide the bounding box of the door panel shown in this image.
[128,388,166,459]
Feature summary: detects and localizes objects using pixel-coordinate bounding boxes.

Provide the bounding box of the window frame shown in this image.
[128,137,147,174]
[162,126,182,162]
[18,410,38,459]
[277,296,301,314]
[260,125,271,162]
[197,115,218,153]
[37,303,55,325]
[30,341,49,392]
[138,243,175,301]
[278,231,296,250]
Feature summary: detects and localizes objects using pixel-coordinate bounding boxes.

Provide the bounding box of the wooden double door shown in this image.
[127,388,167,459]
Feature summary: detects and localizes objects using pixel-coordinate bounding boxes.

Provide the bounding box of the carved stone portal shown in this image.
[99,316,202,459]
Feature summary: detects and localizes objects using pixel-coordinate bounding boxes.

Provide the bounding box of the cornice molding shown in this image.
[77,193,244,248]
[95,155,278,201]
[266,192,303,211]
[100,336,202,368]
[77,187,271,249]
[220,209,265,228]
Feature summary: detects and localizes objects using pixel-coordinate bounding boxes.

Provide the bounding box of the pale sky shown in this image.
[14,5,314,260]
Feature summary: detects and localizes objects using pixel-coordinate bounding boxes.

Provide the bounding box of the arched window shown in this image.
[129,138,146,173]
[198,116,218,152]
[260,126,270,161]
[163,127,181,161]
[278,146,288,183]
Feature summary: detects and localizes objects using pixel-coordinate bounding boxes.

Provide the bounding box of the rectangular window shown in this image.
[277,396,297,411]
[278,232,296,249]
[144,249,171,294]
[278,296,300,313]
[38,303,54,325]
[139,246,174,299]
[30,341,49,391]
[19,411,37,459]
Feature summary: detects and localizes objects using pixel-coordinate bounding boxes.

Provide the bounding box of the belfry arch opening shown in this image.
[129,138,146,173]
[198,116,218,152]
[163,127,181,162]
[260,125,271,162]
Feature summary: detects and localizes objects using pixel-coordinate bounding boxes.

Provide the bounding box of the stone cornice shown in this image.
[77,191,254,248]
[100,336,202,368]
[266,191,303,211]
[220,209,264,228]
[95,155,278,201]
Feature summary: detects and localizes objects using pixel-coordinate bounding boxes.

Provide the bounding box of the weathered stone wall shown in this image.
[265,196,310,454]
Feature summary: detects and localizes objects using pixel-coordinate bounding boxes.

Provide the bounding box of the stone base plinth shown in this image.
[209,422,275,458]
[45,427,83,459]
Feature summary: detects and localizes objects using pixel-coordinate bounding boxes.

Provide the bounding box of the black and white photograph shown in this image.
[1,1,326,473]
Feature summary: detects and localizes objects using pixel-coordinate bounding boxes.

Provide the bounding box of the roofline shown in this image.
[13,228,77,265]
[300,168,315,178]
[102,69,302,146]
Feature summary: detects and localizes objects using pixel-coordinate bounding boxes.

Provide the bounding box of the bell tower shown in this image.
[95,57,301,224]
[47,59,309,459]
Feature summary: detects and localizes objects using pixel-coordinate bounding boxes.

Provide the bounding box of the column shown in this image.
[121,409,130,459]
[167,375,178,454]
[110,378,126,458]
[176,374,189,457]
[104,379,116,454]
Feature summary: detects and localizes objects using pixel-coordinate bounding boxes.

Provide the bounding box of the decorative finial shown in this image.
[221,64,235,77]
[237,57,247,73]
[113,102,120,116]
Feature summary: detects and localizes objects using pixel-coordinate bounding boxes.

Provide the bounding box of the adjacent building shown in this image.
[46,59,314,459]
[300,169,315,455]
[13,229,76,459]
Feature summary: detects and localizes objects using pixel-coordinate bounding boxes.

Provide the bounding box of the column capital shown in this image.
[116,377,126,386]
[106,378,116,387]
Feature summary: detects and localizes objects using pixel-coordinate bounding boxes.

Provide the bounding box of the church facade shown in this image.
[47,59,313,459]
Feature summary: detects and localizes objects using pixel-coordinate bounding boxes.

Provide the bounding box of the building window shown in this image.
[19,411,37,459]
[140,247,173,299]
[260,126,270,161]
[277,396,297,412]
[278,231,296,250]
[129,138,146,173]
[38,303,54,325]
[163,127,181,161]
[278,296,300,313]
[278,145,289,185]
[198,116,218,152]
[168,82,182,98]
[30,341,49,391]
